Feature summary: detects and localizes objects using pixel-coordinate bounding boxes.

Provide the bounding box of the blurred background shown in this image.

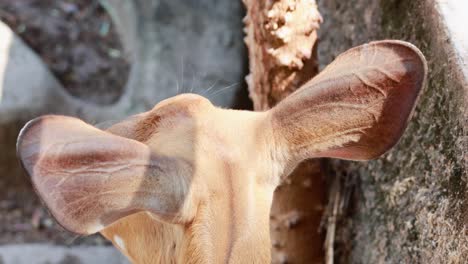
[0,0,248,263]
[0,0,127,246]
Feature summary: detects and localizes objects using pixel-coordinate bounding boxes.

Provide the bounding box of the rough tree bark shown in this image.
[243,0,326,263]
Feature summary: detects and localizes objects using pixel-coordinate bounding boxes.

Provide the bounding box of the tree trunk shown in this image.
[243,1,326,263]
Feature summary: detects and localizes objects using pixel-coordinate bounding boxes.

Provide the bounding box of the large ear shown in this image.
[270,40,427,165]
[17,115,192,235]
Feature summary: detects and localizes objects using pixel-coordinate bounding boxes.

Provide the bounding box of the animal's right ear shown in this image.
[17,115,193,235]
[269,40,427,167]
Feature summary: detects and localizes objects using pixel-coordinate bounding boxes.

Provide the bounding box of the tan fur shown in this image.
[97,96,276,263]
[17,41,427,264]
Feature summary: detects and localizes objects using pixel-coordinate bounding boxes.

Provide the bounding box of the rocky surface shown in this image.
[317,0,467,262]
[0,244,129,264]
[0,0,129,105]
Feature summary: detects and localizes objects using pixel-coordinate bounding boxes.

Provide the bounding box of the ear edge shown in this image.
[16,115,192,235]
[16,115,106,234]
[269,40,428,165]
[361,39,428,160]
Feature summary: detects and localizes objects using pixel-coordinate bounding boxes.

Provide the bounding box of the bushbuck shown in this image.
[17,40,426,263]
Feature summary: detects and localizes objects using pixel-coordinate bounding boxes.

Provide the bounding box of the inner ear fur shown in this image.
[17,115,192,235]
[270,40,427,164]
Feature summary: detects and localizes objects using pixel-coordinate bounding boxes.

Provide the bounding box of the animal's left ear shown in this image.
[269,40,427,166]
[17,115,193,235]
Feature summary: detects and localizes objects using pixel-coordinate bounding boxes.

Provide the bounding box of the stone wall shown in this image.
[317,0,467,262]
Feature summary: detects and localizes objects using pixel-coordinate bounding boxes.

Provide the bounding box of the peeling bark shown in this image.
[243,0,325,262]
[243,0,322,110]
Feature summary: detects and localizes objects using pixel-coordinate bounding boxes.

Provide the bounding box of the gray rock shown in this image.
[318,0,467,262]
[0,0,248,126]
[0,0,248,187]
[100,0,249,110]
[0,22,72,124]
[0,244,129,264]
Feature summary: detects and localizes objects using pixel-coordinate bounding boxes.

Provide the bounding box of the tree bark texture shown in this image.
[243,0,322,111]
[243,1,325,263]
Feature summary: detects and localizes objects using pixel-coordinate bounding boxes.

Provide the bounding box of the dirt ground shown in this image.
[0,0,129,245]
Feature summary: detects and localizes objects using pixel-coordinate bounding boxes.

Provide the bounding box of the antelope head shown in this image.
[17,40,426,263]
